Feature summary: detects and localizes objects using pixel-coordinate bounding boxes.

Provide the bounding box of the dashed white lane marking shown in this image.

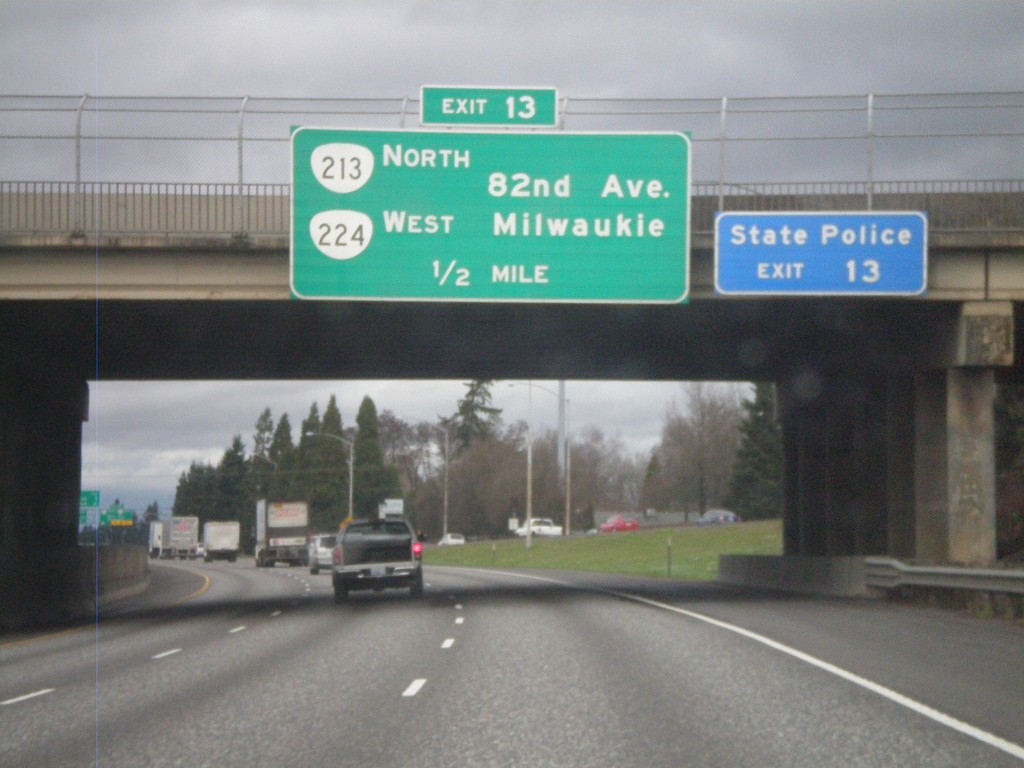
[441,638,455,649]
[455,603,463,610]
[402,679,427,697]
[1,688,55,706]
[228,625,246,634]
[270,610,282,617]
[455,617,464,625]
[151,648,182,660]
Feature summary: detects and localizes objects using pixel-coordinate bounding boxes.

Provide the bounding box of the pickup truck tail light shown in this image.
[412,542,423,560]
[333,548,343,565]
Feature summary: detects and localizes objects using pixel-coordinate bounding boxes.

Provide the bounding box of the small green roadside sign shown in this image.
[80,490,100,528]
[290,128,690,303]
[101,503,134,528]
[421,86,558,127]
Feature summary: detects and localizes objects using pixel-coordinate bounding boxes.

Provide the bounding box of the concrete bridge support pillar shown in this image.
[780,374,890,558]
[914,369,997,564]
[912,301,1013,565]
[779,302,1011,567]
[0,371,89,628]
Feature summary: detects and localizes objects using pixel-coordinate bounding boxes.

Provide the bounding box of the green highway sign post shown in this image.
[420,86,559,127]
[290,129,690,303]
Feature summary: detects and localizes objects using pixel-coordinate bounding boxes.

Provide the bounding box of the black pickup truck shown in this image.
[331,518,424,602]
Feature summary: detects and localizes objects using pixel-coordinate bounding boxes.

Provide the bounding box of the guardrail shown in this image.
[864,556,1024,595]
[3,179,1022,240]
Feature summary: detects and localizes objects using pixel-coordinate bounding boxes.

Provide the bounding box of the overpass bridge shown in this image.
[2,92,1023,627]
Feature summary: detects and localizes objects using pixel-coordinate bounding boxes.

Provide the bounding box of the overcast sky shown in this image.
[3,1,1023,515]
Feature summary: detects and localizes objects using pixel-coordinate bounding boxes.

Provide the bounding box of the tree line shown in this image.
[171,380,785,547]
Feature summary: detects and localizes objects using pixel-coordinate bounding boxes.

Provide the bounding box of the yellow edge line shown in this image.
[172,572,211,605]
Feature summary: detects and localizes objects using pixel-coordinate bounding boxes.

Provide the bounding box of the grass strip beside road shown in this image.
[424,519,782,580]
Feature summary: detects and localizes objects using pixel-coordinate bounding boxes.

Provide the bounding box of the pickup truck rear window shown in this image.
[345,521,411,537]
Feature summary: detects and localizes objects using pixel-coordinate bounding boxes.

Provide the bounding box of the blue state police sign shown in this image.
[715,211,927,296]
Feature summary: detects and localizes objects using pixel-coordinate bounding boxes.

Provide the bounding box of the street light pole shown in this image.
[526,382,533,549]
[303,431,354,525]
[564,398,572,537]
[430,424,450,538]
[509,380,568,543]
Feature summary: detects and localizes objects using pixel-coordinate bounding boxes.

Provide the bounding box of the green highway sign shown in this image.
[290,129,690,303]
[421,86,558,127]
[79,490,100,528]
[101,504,134,528]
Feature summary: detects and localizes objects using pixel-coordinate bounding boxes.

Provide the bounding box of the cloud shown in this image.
[5,1,1022,98]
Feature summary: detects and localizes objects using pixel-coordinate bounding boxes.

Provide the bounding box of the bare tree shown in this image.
[647,383,745,515]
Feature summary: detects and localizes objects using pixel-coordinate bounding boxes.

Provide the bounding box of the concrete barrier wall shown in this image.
[718,554,870,598]
[0,545,149,631]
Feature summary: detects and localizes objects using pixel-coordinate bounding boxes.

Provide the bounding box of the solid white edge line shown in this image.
[151,648,183,660]
[402,678,427,697]
[611,591,1024,762]
[1,688,55,706]
[472,567,1024,762]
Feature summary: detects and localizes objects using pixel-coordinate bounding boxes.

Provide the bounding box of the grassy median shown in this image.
[424,519,782,581]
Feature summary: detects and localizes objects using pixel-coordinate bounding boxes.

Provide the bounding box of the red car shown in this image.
[599,514,641,533]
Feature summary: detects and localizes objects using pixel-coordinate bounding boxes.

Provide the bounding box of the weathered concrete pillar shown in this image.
[913,301,1012,565]
[914,369,998,564]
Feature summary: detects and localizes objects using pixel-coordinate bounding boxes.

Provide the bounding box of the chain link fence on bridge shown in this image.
[1,92,1022,237]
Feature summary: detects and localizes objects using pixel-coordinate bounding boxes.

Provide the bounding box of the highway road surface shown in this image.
[2,559,1022,767]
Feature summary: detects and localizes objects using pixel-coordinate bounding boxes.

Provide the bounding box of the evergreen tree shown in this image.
[268,413,298,501]
[353,395,401,517]
[268,412,294,466]
[640,452,669,512]
[172,461,217,519]
[304,395,349,531]
[727,383,783,520]
[213,435,248,523]
[253,407,274,460]
[995,384,1024,473]
[300,401,322,442]
[143,501,160,523]
[453,379,502,454]
[248,408,277,505]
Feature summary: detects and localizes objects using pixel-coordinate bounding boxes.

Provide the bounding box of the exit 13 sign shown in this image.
[420,85,559,127]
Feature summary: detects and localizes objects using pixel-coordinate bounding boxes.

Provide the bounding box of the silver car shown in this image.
[308,533,337,574]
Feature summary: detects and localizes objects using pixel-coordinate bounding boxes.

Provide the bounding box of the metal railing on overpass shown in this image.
[2,92,1023,239]
[3,179,1022,241]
